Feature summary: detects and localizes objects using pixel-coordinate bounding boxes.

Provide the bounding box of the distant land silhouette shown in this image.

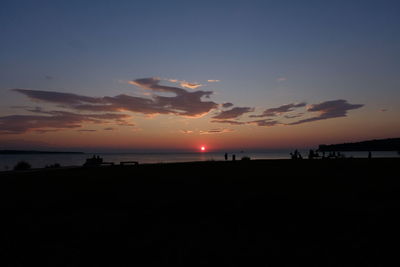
[0,150,84,155]
[319,138,400,152]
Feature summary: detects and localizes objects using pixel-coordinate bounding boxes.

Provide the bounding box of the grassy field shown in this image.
[1,159,399,266]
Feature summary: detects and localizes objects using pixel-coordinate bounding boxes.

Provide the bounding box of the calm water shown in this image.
[0,151,398,171]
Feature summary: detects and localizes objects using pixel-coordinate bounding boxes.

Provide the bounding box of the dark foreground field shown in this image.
[1,159,400,266]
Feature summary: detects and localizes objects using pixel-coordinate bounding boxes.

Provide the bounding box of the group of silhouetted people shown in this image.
[224,152,236,161]
[291,150,373,160]
[290,150,303,160]
[291,149,344,160]
[83,155,104,166]
[291,149,345,160]
[308,149,320,159]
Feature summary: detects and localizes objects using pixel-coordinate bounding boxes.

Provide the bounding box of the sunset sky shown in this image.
[1,0,399,152]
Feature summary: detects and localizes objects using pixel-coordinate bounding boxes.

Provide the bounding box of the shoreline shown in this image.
[2,150,398,172]
[2,156,399,173]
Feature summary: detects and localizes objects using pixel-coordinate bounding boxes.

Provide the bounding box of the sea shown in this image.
[0,150,399,171]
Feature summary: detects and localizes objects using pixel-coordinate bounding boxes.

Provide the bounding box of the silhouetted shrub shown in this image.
[241,156,251,161]
[13,161,31,171]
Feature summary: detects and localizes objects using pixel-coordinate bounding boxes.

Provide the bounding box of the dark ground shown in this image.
[1,159,400,266]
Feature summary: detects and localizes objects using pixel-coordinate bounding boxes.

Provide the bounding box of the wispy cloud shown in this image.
[0,110,131,134]
[212,107,254,120]
[77,129,97,132]
[287,99,364,125]
[284,113,304,119]
[180,129,194,134]
[34,129,59,134]
[247,119,280,127]
[207,79,220,83]
[116,121,136,127]
[211,118,279,127]
[13,89,102,105]
[179,81,203,89]
[199,128,234,135]
[277,77,287,82]
[250,102,306,118]
[210,120,246,125]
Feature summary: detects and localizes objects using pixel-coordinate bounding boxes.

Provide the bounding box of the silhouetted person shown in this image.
[232,154,236,161]
[308,149,314,159]
[294,149,299,159]
[224,152,228,161]
[368,151,372,159]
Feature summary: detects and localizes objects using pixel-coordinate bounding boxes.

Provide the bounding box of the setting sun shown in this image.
[200,146,206,152]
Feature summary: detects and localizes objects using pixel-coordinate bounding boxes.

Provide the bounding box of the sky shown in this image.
[0,0,399,152]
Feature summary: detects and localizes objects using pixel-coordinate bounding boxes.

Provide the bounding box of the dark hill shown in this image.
[319,137,400,151]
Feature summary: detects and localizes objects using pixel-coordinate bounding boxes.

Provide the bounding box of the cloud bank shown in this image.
[3,77,364,134]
